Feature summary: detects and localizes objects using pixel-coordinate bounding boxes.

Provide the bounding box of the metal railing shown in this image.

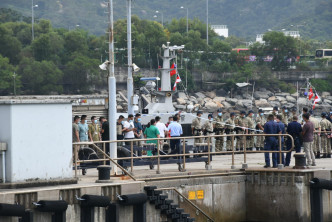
[73,133,295,179]
[156,187,215,222]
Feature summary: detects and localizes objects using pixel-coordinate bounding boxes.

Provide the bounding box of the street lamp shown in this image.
[155,10,163,27]
[206,0,209,45]
[12,72,17,96]
[31,0,38,41]
[180,6,188,34]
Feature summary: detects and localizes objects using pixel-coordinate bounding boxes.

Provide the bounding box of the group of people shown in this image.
[190,106,332,168]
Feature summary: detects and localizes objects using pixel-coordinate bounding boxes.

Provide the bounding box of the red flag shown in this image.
[170,63,177,76]
[313,94,321,109]
[308,88,313,100]
[173,74,182,91]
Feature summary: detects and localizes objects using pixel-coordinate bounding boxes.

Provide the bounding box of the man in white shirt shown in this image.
[123,114,136,145]
[155,116,168,149]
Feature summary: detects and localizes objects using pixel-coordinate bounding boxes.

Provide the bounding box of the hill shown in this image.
[0,0,331,40]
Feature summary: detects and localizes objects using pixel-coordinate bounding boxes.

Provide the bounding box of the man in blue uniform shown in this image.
[285,115,302,166]
[263,114,281,168]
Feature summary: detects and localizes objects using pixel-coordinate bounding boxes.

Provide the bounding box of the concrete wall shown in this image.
[0,102,72,182]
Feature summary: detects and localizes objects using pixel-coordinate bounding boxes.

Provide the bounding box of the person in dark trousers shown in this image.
[302,113,316,166]
[276,115,285,165]
[100,117,109,162]
[263,114,281,168]
[168,116,183,155]
[285,116,302,166]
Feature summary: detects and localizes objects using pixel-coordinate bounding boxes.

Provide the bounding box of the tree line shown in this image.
[0,8,331,96]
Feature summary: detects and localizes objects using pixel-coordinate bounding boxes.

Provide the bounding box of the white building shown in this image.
[211,25,228,38]
[256,30,300,44]
[256,34,265,44]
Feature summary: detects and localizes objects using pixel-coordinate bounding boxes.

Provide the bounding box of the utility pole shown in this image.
[127,0,134,115]
[31,0,38,40]
[107,0,117,174]
[206,0,209,45]
[13,72,17,96]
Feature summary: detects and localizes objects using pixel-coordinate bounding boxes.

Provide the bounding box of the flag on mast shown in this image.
[173,74,182,91]
[313,94,321,109]
[170,63,177,76]
[308,87,313,100]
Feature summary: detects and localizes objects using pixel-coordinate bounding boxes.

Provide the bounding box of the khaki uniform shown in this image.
[192,117,203,145]
[235,116,247,150]
[245,116,255,149]
[255,115,266,149]
[202,120,214,143]
[310,117,321,154]
[214,116,224,151]
[288,112,297,123]
[320,119,332,155]
[225,117,235,151]
[281,112,289,125]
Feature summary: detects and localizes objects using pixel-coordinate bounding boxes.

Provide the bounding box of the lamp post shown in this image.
[155,10,163,27]
[180,6,188,34]
[12,72,17,96]
[291,24,305,56]
[31,0,38,41]
[206,0,209,45]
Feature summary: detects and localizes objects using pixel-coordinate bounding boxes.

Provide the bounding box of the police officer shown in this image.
[272,106,278,116]
[285,115,302,166]
[309,110,321,158]
[281,106,289,126]
[288,107,297,123]
[203,113,214,143]
[320,112,332,158]
[192,111,203,145]
[235,111,247,151]
[256,109,266,151]
[264,114,281,168]
[214,108,224,152]
[225,112,236,151]
[245,110,255,151]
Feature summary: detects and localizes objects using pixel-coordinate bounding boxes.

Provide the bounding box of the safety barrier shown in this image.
[73,133,295,179]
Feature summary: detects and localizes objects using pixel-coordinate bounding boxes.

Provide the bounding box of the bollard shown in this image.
[310,178,332,222]
[293,153,307,169]
[80,195,110,222]
[96,165,112,182]
[35,200,68,222]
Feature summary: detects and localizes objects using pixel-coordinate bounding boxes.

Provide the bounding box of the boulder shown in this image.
[194,92,206,99]
[216,89,228,96]
[235,95,244,100]
[268,101,281,108]
[275,96,286,101]
[255,99,270,107]
[178,92,187,99]
[268,96,276,101]
[324,99,332,104]
[206,91,216,99]
[297,97,308,106]
[286,95,297,103]
[213,96,226,103]
[322,92,331,98]
[225,98,238,105]
[291,92,299,97]
[214,101,224,108]
[221,101,232,109]
[254,91,269,99]
[280,100,288,105]
[176,98,186,105]
[197,98,204,106]
[275,92,290,97]
[326,96,332,101]
[204,101,218,111]
[204,97,212,103]
[117,105,123,110]
[239,99,253,108]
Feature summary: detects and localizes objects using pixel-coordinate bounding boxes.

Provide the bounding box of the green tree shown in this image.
[0,24,22,64]
[19,57,63,94]
[0,55,20,95]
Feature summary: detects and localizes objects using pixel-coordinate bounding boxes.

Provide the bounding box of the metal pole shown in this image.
[186,8,188,34]
[206,0,208,45]
[13,72,16,96]
[161,12,164,28]
[108,0,117,174]
[127,0,134,115]
[31,0,34,41]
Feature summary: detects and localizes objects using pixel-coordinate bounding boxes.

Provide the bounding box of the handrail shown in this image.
[156,187,215,222]
[73,133,295,178]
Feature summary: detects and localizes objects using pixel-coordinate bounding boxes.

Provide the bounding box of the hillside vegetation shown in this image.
[0,0,331,40]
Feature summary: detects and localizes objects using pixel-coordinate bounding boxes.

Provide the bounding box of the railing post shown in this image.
[156,139,161,174]
[103,142,106,165]
[278,135,284,169]
[130,141,134,173]
[206,135,212,170]
[242,134,248,169]
[231,135,236,169]
[74,144,78,178]
[182,138,186,171]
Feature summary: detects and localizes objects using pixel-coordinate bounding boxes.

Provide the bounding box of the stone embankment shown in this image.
[174,89,332,115]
